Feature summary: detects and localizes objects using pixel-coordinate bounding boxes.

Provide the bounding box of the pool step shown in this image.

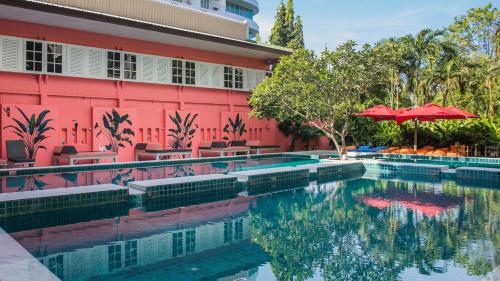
[298,161,365,178]
[127,174,238,199]
[362,160,448,176]
[0,184,128,218]
[456,167,500,181]
[229,166,310,187]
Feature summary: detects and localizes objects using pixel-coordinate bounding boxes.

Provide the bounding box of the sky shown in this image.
[254,0,498,52]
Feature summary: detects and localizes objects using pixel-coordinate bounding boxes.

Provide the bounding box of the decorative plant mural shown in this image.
[223,113,247,142]
[3,106,55,159]
[167,111,198,149]
[94,109,135,152]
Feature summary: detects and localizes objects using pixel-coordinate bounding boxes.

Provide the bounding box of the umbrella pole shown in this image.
[413,119,418,151]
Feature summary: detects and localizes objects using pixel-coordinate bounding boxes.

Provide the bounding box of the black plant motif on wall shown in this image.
[167,111,198,149]
[94,109,135,152]
[223,113,247,142]
[3,107,55,159]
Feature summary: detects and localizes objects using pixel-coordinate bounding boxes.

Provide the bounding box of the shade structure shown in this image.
[446,106,479,118]
[396,103,465,125]
[354,105,402,121]
[396,103,474,150]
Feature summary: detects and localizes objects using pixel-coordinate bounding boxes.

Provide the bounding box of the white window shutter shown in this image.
[141,55,154,82]
[156,57,170,83]
[211,64,223,88]
[246,69,257,90]
[0,37,21,72]
[87,48,105,78]
[256,70,266,85]
[198,62,210,87]
[66,45,85,76]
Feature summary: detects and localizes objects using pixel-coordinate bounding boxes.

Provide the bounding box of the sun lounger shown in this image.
[6,140,36,167]
[246,140,281,154]
[353,146,388,153]
[199,141,250,157]
[53,145,118,165]
[135,143,192,161]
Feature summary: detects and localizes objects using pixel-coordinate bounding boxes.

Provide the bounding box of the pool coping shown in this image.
[0,227,61,281]
[0,153,313,177]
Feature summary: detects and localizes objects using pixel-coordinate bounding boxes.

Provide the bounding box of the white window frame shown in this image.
[24,40,44,73]
[234,67,244,89]
[184,61,196,85]
[224,66,234,88]
[107,51,121,79]
[172,59,183,84]
[46,42,64,75]
[123,52,137,80]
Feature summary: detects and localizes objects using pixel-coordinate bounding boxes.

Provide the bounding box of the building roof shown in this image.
[0,0,292,61]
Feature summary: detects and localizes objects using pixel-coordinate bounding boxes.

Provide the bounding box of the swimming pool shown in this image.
[5,174,499,281]
[0,156,319,193]
[378,157,500,169]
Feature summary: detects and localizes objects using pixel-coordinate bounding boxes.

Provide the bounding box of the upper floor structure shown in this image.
[158,0,260,40]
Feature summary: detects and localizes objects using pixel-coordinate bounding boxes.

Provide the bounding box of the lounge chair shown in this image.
[6,140,36,167]
[53,145,118,165]
[135,143,192,161]
[353,145,388,153]
[198,141,250,157]
[246,140,281,154]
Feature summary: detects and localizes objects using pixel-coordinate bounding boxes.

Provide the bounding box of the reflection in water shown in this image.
[0,157,310,193]
[7,177,499,281]
[249,179,499,281]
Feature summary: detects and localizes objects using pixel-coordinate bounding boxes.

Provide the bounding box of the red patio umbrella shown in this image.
[396,103,470,150]
[354,105,401,121]
[446,106,479,118]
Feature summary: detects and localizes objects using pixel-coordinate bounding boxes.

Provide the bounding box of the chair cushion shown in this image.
[135,143,148,150]
[211,141,228,149]
[230,140,247,147]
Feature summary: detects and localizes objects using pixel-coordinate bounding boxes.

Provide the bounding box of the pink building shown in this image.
[0,0,292,166]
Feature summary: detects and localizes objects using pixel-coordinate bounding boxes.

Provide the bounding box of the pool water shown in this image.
[378,158,500,169]
[0,157,318,193]
[7,175,499,281]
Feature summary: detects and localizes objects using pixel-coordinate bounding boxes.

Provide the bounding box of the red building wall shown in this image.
[0,19,291,166]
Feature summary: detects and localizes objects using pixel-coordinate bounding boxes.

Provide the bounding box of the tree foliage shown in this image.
[250,43,365,156]
[269,0,304,50]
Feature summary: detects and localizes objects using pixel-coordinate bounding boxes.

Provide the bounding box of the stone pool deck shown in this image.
[0,228,60,281]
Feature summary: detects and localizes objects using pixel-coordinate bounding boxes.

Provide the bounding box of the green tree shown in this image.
[449,3,499,58]
[250,43,365,157]
[288,15,304,50]
[269,1,288,47]
[284,0,295,42]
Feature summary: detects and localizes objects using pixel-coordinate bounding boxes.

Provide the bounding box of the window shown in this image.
[234,68,244,89]
[226,2,254,19]
[26,41,43,72]
[124,53,137,80]
[172,59,183,84]
[172,232,183,257]
[235,219,243,240]
[185,229,196,254]
[224,66,233,88]
[47,43,63,74]
[125,241,138,267]
[201,0,209,9]
[224,221,233,243]
[185,61,196,85]
[107,51,121,79]
[108,244,122,272]
[48,255,64,279]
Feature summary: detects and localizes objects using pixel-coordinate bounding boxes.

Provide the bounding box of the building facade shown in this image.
[0,0,290,166]
[159,0,260,40]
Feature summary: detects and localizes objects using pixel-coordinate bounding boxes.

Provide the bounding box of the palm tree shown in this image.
[400,29,448,106]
